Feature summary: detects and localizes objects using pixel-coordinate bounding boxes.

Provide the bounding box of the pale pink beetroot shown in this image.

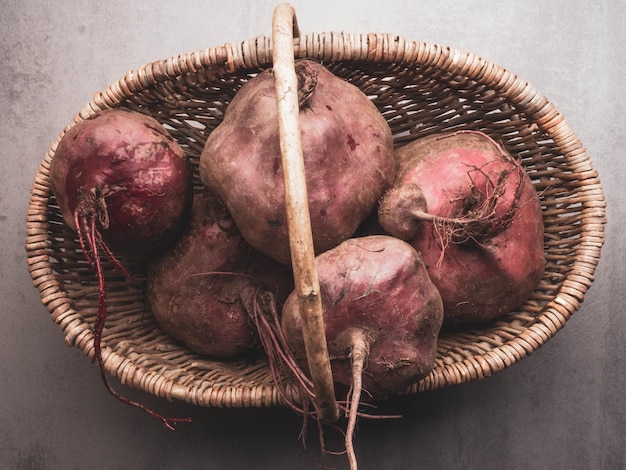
[379,130,545,324]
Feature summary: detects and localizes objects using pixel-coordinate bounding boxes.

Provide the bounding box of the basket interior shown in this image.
[26,33,606,407]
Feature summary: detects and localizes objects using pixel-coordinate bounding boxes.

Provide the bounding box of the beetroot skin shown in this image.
[281,235,443,398]
[379,130,545,324]
[199,59,395,265]
[147,191,294,358]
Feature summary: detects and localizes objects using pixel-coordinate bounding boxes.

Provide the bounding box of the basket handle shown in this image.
[271,3,340,424]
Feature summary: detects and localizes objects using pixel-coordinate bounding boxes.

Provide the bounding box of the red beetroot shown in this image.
[281,235,443,398]
[199,59,395,265]
[51,108,192,257]
[280,235,443,467]
[49,108,193,429]
[378,130,545,324]
[147,191,294,358]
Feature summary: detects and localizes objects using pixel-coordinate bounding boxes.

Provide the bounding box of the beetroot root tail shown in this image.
[74,201,191,430]
[345,329,371,470]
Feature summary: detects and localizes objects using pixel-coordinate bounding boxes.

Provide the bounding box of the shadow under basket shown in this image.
[25,18,606,410]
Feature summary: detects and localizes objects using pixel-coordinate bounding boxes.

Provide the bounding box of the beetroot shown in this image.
[378,130,545,324]
[147,191,294,358]
[49,108,193,429]
[281,235,443,468]
[280,235,443,467]
[281,235,443,396]
[199,59,395,265]
[51,108,192,257]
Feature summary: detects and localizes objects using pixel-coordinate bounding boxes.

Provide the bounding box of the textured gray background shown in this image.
[2,1,624,469]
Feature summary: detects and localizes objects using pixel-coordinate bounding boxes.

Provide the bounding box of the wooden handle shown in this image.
[271,2,339,424]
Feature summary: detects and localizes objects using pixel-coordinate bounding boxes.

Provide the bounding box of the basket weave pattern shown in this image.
[26,31,606,407]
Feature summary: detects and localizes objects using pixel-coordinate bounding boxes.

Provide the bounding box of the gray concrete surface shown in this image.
[2,1,624,469]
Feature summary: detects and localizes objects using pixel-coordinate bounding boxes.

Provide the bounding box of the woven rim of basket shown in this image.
[25,31,606,408]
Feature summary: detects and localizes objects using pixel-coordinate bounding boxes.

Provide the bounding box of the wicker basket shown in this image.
[26,3,606,417]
